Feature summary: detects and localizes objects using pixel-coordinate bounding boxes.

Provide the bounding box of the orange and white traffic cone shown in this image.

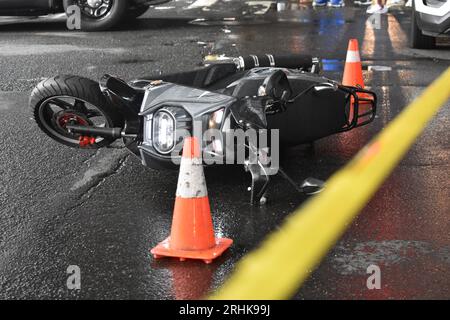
[342,38,365,89]
[342,39,373,123]
[151,136,233,264]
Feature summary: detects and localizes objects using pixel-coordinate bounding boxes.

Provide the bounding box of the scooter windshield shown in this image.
[229,97,268,130]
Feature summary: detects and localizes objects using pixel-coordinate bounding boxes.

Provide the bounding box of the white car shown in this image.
[411,0,450,48]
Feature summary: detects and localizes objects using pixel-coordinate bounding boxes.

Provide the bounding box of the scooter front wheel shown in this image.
[30,75,123,149]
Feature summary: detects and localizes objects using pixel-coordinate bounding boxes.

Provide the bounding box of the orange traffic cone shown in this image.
[342,39,373,124]
[342,39,365,88]
[151,137,233,264]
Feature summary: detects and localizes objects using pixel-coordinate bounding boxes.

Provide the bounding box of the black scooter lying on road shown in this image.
[30,54,377,204]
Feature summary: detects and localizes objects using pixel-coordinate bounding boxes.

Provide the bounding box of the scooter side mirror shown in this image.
[259,70,293,103]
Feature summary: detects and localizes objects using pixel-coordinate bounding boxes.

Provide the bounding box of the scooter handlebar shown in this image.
[237,54,315,70]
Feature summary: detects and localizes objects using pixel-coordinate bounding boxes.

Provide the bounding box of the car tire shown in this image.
[63,0,129,31]
[126,4,150,19]
[410,5,436,49]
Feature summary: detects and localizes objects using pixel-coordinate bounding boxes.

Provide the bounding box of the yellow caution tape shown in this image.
[210,67,450,300]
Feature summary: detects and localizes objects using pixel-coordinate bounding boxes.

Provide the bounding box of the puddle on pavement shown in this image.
[187,0,275,14]
[186,1,346,26]
[331,240,450,275]
[189,17,271,26]
[186,0,358,62]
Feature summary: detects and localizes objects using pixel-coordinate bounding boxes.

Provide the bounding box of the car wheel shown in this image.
[63,0,129,31]
[410,4,435,49]
[126,4,150,19]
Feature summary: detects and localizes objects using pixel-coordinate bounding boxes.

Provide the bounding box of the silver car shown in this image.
[411,0,450,48]
[0,0,171,31]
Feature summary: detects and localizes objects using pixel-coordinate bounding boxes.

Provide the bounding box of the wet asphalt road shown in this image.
[0,1,449,299]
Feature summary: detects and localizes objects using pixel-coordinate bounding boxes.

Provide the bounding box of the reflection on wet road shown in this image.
[0,0,449,299]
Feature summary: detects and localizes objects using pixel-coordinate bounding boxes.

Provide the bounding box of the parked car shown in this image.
[411,0,450,49]
[0,0,170,31]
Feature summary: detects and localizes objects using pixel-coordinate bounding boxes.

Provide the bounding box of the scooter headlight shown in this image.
[153,109,175,154]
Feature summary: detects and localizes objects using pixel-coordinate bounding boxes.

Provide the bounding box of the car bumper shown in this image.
[415,0,450,36]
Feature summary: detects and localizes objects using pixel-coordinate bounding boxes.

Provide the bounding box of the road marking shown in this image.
[362,15,375,57]
[368,65,392,71]
[0,44,126,56]
[246,1,273,15]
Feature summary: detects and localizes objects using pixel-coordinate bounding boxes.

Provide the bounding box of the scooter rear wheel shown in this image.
[30,75,123,148]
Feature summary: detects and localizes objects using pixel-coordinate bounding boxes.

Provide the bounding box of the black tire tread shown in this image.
[30,75,122,148]
[410,6,435,49]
